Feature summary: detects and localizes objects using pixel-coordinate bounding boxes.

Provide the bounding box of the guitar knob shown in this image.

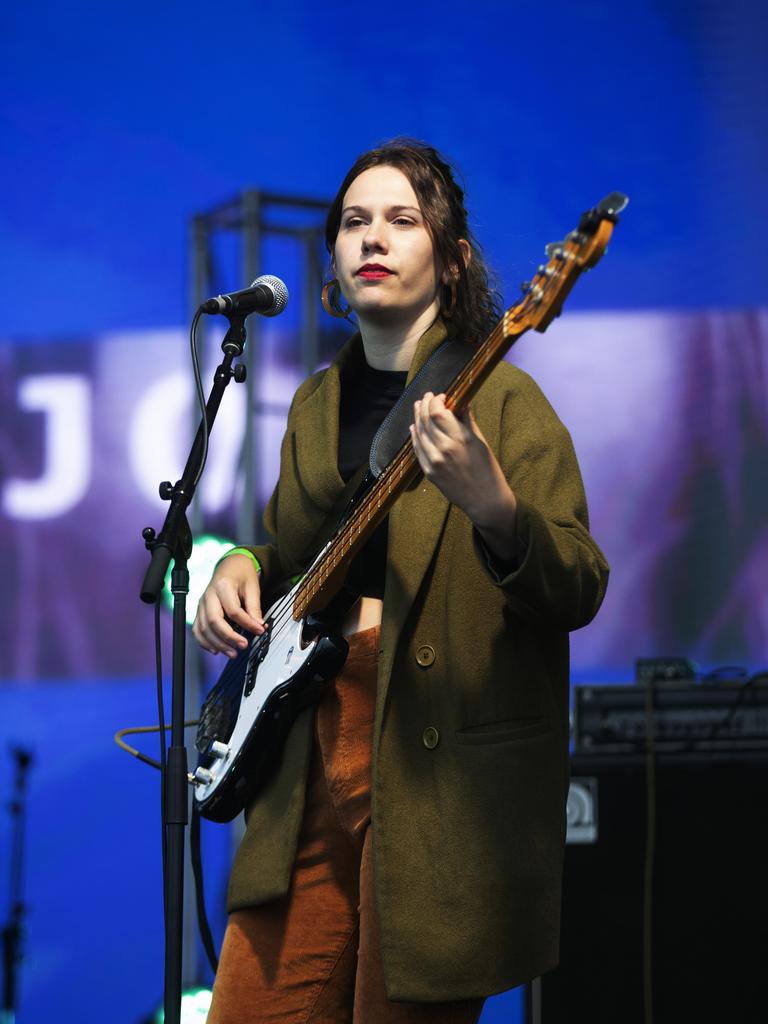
[193,766,214,785]
[210,741,230,759]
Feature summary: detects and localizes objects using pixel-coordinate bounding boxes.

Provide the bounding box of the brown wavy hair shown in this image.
[324,138,502,346]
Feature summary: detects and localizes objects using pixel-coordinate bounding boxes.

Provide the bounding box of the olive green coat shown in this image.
[228,319,609,1000]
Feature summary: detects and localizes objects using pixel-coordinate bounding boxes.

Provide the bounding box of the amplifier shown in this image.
[539,750,768,1023]
[573,681,768,753]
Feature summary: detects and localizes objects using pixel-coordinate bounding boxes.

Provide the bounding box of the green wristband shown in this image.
[217,547,262,573]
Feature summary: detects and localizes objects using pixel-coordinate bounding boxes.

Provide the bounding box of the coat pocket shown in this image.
[455,716,551,745]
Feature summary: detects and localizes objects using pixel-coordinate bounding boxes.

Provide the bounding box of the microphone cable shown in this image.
[190,307,208,488]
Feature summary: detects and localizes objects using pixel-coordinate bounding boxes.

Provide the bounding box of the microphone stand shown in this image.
[2,747,33,1024]
[140,313,248,1024]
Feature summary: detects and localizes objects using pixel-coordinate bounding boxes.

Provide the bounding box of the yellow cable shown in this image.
[114,721,199,770]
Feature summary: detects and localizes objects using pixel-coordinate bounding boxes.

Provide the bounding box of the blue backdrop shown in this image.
[1,1,766,1020]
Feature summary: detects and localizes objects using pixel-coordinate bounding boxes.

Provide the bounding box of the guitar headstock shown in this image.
[503,192,629,337]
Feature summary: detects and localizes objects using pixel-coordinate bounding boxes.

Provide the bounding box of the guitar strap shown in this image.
[325,337,475,536]
[300,338,475,573]
[369,337,474,476]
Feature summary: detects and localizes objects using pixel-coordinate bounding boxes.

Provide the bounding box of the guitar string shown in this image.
[252,239,575,655]
[297,226,601,593]
[247,230,592,657]
[291,310,518,612]
[267,237,587,646]
[289,244,571,618]
[254,295,533,647]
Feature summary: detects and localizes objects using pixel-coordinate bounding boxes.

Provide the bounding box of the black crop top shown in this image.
[337,362,408,598]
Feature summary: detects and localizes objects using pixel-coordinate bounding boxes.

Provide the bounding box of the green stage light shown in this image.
[162,533,236,625]
[153,986,213,1023]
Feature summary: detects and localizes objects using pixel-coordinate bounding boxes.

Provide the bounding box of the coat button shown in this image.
[416,644,436,667]
[422,726,440,749]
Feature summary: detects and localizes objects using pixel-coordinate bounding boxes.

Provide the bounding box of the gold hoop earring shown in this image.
[441,280,457,319]
[321,279,353,320]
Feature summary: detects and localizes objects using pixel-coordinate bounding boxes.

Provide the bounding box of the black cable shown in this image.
[700,671,765,745]
[189,302,223,978]
[189,308,208,488]
[701,664,748,681]
[190,802,219,977]
[671,667,768,754]
[155,597,167,924]
[140,306,222,995]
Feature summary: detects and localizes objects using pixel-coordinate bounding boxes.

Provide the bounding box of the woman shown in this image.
[193,139,609,1023]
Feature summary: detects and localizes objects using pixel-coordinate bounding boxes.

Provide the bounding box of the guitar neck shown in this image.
[292,317,526,620]
[293,208,620,620]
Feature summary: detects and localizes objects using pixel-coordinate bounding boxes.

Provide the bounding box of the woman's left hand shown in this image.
[410,392,518,559]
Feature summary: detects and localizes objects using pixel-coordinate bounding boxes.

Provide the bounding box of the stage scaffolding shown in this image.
[189,188,332,544]
[183,188,332,987]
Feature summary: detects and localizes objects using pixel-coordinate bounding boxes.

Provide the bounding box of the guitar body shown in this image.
[194,583,349,822]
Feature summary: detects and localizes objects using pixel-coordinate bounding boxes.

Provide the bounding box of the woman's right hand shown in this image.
[192,554,267,658]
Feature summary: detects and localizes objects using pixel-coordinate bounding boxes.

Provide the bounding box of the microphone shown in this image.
[199,274,289,317]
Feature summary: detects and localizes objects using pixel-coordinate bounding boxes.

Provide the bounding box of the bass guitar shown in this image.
[193,193,628,822]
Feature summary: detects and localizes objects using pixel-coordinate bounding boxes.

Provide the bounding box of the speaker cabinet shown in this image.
[537,751,768,1023]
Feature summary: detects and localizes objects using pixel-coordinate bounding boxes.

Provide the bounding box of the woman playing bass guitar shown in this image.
[193,139,609,1023]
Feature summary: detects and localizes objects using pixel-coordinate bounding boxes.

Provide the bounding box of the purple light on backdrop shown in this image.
[1,310,766,682]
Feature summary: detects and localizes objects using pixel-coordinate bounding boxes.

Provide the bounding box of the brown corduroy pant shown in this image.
[207,625,485,1023]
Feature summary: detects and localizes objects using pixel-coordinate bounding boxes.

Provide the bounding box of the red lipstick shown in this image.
[356,263,394,279]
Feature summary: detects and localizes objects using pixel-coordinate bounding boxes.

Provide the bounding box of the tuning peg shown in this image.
[545,241,567,259]
[596,192,629,217]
